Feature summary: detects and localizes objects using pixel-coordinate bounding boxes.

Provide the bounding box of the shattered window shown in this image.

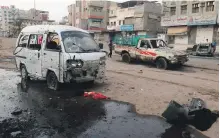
[28,34,43,50]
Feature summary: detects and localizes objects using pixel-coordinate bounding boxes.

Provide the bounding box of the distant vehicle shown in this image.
[186,43,215,57]
[114,38,189,70]
[14,25,106,90]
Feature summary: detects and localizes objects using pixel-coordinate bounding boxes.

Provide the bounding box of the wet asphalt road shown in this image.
[0,69,209,138]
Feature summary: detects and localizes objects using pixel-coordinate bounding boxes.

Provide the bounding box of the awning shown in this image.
[167,26,188,35]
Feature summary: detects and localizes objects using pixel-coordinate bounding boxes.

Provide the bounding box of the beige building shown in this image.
[0,5,55,37]
[68,0,111,32]
[107,1,162,37]
[161,0,219,45]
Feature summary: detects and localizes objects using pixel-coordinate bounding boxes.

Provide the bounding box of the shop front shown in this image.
[167,26,188,44]
[187,14,217,44]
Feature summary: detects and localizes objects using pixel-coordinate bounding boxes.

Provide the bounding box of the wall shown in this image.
[196,26,214,43]
[143,3,162,34]
[143,2,162,14]
[175,35,188,44]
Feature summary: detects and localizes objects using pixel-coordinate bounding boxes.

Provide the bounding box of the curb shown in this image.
[183,64,219,71]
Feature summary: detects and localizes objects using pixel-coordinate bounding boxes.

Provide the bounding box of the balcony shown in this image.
[88,1,104,7]
[107,25,120,31]
[88,11,104,19]
[88,19,105,31]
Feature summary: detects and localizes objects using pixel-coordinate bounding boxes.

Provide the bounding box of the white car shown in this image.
[14,25,106,90]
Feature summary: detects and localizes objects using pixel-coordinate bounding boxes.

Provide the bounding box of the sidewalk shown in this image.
[184,58,219,71]
[169,44,219,57]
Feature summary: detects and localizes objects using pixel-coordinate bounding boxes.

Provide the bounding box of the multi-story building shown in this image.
[107,1,162,38]
[0,5,54,37]
[68,0,109,32]
[161,0,219,45]
[68,4,75,26]
[0,5,18,36]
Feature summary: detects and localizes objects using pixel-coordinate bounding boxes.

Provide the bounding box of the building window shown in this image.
[181,5,187,14]
[119,20,121,25]
[107,22,109,25]
[76,1,80,7]
[170,7,176,15]
[111,10,113,14]
[192,3,199,13]
[181,1,187,4]
[114,21,116,26]
[123,20,125,25]
[206,1,214,12]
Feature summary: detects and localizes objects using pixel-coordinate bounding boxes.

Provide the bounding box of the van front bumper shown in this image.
[64,64,105,83]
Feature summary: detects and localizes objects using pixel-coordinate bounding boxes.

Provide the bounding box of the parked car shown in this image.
[186,43,215,57]
[14,25,106,90]
[114,38,189,69]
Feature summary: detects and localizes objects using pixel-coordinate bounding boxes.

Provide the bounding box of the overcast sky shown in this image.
[1,0,161,22]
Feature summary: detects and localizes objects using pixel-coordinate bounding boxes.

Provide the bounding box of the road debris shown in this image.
[84,92,110,100]
[162,98,219,131]
[10,131,22,137]
[138,70,143,73]
[11,107,22,115]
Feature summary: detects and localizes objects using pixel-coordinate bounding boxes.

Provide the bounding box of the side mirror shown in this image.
[99,43,103,49]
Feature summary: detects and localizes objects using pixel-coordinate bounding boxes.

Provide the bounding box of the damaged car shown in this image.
[14,25,106,90]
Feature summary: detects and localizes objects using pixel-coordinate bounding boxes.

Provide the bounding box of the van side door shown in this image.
[42,32,62,82]
[26,34,43,77]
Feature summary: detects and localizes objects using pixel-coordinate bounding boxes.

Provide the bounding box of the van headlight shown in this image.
[169,56,177,61]
[99,56,106,65]
[67,60,83,68]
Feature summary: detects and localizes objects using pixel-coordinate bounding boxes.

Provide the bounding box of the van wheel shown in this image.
[156,58,168,70]
[47,71,60,90]
[20,65,30,80]
[122,53,131,63]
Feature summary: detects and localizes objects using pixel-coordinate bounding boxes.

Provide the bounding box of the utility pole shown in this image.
[34,0,36,9]
[34,0,36,20]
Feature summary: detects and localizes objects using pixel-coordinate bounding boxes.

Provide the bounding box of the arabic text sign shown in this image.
[187,15,217,26]
[120,25,134,31]
[161,16,188,26]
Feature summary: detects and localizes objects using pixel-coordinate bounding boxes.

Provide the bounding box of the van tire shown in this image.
[122,52,131,63]
[20,65,30,80]
[156,58,168,70]
[47,71,60,90]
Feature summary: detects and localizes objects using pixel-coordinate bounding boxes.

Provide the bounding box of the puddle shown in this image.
[0,70,209,138]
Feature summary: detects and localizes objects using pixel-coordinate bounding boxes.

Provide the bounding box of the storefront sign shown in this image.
[161,16,188,26]
[120,25,134,31]
[187,15,217,26]
[0,6,9,9]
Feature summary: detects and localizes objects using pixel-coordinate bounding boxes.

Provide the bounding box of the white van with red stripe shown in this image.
[115,38,189,69]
